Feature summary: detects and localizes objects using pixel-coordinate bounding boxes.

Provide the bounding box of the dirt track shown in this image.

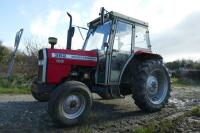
[0,87,199,133]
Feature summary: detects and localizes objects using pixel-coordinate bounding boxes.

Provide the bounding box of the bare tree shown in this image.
[24,36,47,56]
[19,36,48,78]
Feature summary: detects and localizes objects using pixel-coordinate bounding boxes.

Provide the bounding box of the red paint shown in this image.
[133,50,161,57]
[46,49,97,84]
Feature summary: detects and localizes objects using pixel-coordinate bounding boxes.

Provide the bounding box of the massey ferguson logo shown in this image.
[52,53,97,61]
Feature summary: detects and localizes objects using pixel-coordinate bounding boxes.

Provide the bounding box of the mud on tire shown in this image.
[132,60,171,112]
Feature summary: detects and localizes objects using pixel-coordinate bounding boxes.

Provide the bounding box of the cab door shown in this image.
[109,21,133,83]
[94,21,113,84]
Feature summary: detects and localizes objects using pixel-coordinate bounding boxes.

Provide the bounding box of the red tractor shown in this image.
[31,8,171,126]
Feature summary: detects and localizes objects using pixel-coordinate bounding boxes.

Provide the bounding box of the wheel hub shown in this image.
[147,75,158,95]
[145,69,168,105]
[62,94,85,119]
[70,101,77,108]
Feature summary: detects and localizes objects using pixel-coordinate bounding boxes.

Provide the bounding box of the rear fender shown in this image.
[119,51,163,95]
[132,51,163,61]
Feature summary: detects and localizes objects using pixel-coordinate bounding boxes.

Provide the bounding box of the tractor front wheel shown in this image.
[48,81,92,126]
[31,80,48,102]
[31,91,48,102]
[132,60,171,112]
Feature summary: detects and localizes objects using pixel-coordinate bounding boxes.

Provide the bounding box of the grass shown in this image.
[171,77,200,87]
[134,119,173,133]
[0,74,31,94]
[0,87,30,94]
[77,125,93,133]
[133,106,200,133]
[134,121,157,133]
[190,106,200,117]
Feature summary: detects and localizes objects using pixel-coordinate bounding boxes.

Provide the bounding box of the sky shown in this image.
[0,0,200,62]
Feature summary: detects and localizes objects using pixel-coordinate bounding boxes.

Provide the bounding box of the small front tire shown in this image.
[48,81,92,126]
[31,91,48,102]
[31,80,48,102]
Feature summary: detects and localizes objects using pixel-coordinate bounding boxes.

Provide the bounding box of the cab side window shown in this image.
[134,25,148,49]
[113,21,132,52]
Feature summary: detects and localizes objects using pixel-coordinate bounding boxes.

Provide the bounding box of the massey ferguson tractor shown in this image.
[31,7,171,126]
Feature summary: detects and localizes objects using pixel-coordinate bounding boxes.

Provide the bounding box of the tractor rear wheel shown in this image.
[48,81,92,126]
[132,60,171,112]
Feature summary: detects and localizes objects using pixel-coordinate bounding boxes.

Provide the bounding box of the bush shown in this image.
[0,74,31,89]
[0,42,12,64]
[0,74,31,94]
[171,77,200,87]
[165,59,200,70]
[191,106,200,117]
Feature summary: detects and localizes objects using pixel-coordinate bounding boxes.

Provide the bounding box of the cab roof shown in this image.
[88,11,148,27]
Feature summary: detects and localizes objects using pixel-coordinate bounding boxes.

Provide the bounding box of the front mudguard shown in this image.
[31,80,55,99]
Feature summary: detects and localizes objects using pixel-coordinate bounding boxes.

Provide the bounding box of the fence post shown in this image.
[6,29,23,78]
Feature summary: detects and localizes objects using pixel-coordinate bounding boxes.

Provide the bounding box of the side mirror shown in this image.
[48,37,57,49]
[99,7,105,25]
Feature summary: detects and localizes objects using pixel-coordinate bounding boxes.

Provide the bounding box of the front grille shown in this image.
[37,49,47,83]
[38,49,44,81]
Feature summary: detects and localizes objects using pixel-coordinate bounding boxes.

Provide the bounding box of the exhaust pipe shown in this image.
[66,12,75,49]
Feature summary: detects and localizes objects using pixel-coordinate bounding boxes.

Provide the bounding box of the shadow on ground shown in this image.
[0,99,147,132]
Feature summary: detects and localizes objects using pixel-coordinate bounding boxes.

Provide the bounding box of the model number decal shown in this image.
[52,53,97,61]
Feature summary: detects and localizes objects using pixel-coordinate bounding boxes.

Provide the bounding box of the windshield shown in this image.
[83,21,112,51]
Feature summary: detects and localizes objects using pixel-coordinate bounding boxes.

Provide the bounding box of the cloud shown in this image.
[152,12,200,62]
[30,8,89,49]
[30,9,63,37]
[30,9,69,48]
[90,0,200,33]
[2,41,14,50]
[29,0,200,61]
[90,0,200,61]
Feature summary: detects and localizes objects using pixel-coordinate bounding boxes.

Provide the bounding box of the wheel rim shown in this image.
[146,68,168,105]
[61,93,86,119]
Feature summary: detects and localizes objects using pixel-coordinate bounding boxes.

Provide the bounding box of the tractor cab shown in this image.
[83,9,151,87]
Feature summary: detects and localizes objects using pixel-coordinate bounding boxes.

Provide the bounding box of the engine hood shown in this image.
[47,48,97,66]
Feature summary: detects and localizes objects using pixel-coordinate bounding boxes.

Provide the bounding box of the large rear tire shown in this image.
[48,81,92,126]
[132,60,171,112]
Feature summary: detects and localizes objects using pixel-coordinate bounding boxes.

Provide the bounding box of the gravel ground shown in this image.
[0,87,199,133]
